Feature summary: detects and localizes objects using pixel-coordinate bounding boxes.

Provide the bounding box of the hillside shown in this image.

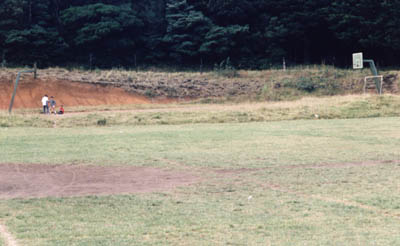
[0,67,399,110]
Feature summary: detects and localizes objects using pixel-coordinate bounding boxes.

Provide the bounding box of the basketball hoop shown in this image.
[353,53,363,69]
[364,75,383,95]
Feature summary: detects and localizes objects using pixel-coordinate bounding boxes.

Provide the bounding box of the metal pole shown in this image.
[363,59,381,94]
[9,72,22,113]
[34,62,37,79]
[8,70,35,113]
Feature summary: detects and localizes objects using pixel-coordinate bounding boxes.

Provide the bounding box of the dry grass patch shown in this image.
[1,94,400,127]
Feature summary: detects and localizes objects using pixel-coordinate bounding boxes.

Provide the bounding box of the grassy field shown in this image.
[1,118,400,167]
[1,117,400,245]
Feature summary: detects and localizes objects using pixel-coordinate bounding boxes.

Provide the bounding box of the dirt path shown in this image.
[0,164,200,199]
[0,222,18,246]
[6,99,314,118]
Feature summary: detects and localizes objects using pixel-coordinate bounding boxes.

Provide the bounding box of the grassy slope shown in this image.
[0,118,400,245]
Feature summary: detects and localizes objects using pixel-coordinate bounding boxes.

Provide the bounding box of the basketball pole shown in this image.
[363,59,381,94]
[353,53,382,94]
[8,66,37,114]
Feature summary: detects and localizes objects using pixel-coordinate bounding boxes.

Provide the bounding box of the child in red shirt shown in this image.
[58,105,64,115]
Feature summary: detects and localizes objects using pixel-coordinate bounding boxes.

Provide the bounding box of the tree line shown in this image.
[0,0,398,69]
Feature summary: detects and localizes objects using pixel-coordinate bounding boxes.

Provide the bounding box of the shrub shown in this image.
[280,73,341,94]
[144,89,157,98]
[295,77,316,92]
[97,118,107,126]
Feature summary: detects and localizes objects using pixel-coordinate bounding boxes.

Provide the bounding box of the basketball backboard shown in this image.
[353,52,363,69]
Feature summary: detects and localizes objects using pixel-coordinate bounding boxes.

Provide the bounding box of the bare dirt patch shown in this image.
[1,160,397,200]
[0,164,200,199]
[0,77,151,110]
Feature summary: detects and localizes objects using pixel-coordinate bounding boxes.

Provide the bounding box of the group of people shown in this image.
[41,95,64,115]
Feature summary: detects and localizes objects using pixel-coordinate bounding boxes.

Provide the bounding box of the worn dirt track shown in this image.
[1,160,397,200]
[0,164,200,199]
[0,76,151,110]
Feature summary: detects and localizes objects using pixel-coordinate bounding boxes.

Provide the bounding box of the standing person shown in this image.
[49,96,56,114]
[41,95,49,114]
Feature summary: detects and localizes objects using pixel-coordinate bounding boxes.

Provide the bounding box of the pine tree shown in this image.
[0,0,67,66]
[163,0,212,63]
[60,2,144,67]
[200,24,249,63]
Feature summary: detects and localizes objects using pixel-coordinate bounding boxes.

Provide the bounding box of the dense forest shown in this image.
[0,0,399,69]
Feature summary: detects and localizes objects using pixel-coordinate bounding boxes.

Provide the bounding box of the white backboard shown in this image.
[353,52,363,69]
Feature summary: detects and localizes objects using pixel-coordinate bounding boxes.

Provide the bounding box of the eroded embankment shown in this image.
[0,76,150,109]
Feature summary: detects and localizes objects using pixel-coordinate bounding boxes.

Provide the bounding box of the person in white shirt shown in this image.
[41,95,49,114]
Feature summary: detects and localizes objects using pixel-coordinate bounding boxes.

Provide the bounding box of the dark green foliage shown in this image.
[97,118,107,126]
[0,0,399,68]
[200,24,249,61]
[294,77,317,92]
[4,26,67,66]
[60,3,143,67]
[0,0,67,66]
[264,0,334,64]
[163,0,212,63]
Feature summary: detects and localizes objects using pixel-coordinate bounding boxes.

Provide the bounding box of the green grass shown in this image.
[1,184,399,246]
[1,118,400,167]
[1,118,400,245]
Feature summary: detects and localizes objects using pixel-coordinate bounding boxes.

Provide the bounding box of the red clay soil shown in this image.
[0,164,200,199]
[0,76,150,110]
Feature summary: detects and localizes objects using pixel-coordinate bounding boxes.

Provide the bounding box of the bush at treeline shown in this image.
[0,0,399,69]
